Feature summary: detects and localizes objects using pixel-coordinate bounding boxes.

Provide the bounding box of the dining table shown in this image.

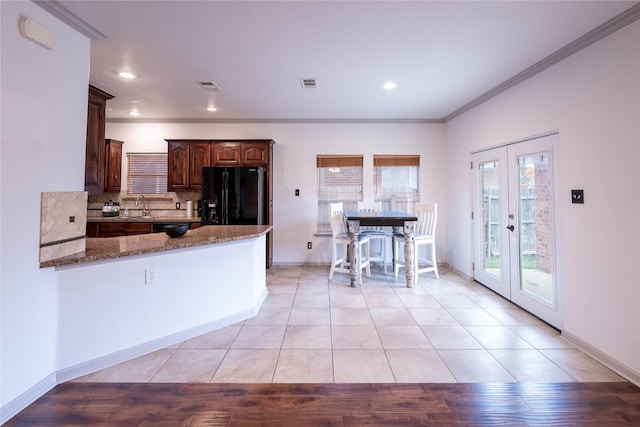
[343,210,418,288]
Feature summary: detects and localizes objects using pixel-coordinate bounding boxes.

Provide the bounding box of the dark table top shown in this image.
[344,211,417,227]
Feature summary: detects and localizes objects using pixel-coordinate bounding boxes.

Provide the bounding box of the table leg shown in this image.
[347,219,360,287]
[403,220,417,288]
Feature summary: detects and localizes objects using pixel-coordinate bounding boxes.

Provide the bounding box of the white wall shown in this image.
[444,21,640,379]
[105,122,447,265]
[1,0,90,413]
[55,236,266,373]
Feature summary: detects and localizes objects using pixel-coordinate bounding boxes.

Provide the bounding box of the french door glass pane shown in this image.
[517,151,553,304]
[479,160,501,280]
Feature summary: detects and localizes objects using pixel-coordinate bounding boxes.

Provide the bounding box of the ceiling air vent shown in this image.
[198,81,222,91]
[300,78,317,89]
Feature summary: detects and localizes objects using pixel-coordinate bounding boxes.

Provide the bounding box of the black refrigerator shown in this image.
[201,166,266,225]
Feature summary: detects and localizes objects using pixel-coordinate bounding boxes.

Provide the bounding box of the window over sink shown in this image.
[127,153,169,194]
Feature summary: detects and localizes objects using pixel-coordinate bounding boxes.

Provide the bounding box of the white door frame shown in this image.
[472,132,562,329]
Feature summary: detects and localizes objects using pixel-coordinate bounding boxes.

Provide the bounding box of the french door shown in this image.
[473,133,561,328]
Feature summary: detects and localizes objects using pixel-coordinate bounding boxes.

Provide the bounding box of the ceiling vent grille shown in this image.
[198,81,222,91]
[300,78,317,89]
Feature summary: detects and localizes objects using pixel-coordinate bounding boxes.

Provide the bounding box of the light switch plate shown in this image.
[571,189,584,204]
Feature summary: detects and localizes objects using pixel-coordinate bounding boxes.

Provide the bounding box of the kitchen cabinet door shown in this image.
[88,222,153,237]
[241,143,269,166]
[104,139,124,192]
[212,143,241,165]
[167,141,190,191]
[188,142,211,189]
[84,85,113,195]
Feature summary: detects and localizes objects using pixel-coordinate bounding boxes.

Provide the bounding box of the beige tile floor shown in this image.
[74,265,626,384]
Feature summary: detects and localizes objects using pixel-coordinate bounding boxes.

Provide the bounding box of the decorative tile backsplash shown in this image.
[86,191,201,218]
[39,191,87,263]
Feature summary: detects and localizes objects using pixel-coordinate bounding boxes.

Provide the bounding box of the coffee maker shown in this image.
[202,198,219,225]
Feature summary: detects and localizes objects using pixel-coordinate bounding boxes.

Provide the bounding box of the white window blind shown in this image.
[373,155,420,214]
[127,153,168,194]
[316,154,363,233]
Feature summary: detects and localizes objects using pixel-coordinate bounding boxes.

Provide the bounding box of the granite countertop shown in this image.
[41,225,272,268]
[88,215,202,223]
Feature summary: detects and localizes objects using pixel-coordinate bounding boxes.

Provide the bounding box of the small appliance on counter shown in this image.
[202,198,219,224]
[101,201,120,217]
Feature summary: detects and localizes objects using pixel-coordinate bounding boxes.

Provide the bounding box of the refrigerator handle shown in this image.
[223,171,228,224]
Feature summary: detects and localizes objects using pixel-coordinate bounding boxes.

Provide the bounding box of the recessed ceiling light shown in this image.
[128,110,140,116]
[205,106,217,112]
[118,71,138,79]
[383,81,397,90]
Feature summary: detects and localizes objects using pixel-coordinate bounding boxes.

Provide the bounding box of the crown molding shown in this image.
[33,0,105,40]
[106,118,444,125]
[35,0,640,124]
[442,2,640,123]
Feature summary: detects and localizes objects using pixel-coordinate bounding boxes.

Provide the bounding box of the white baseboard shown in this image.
[56,308,258,383]
[561,330,640,387]
[1,373,56,425]
[2,291,267,424]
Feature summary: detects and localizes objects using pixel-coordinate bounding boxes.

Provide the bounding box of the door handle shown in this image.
[506,225,515,232]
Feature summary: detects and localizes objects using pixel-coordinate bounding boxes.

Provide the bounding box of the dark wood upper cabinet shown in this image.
[84,85,114,195]
[167,141,211,192]
[104,139,124,192]
[167,141,190,191]
[212,143,241,165]
[188,142,211,189]
[241,143,270,166]
[212,141,270,167]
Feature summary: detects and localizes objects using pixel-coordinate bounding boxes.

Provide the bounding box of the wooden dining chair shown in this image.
[357,201,389,274]
[393,202,439,283]
[329,202,371,284]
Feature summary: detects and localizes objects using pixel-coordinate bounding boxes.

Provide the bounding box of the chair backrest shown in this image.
[392,195,416,214]
[330,202,344,217]
[357,201,382,212]
[414,202,437,236]
[329,202,347,236]
[357,201,383,231]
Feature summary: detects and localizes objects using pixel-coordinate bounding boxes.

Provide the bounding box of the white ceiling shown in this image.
[50,1,638,122]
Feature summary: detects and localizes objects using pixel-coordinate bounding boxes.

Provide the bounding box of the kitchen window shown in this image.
[316,154,363,233]
[373,154,420,214]
[127,153,169,194]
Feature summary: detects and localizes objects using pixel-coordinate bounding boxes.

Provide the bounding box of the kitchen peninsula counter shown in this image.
[41,224,272,268]
[50,224,270,381]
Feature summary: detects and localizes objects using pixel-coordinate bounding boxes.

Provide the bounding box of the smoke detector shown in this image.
[300,78,317,89]
[198,81,222,91]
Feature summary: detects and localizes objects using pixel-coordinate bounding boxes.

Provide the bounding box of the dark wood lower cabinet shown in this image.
[87,222,152,237]
[86,222,201,238]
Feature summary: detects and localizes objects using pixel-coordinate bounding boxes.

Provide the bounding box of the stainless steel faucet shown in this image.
[135,194,150,217]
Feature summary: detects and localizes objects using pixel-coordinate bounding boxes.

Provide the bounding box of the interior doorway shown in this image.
[472,133,561,328]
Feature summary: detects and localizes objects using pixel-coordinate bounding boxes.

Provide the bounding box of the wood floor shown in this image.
[6,382,640,426]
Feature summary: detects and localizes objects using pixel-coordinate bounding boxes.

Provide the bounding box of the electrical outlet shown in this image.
[295,189,300,196]
[176,202,181,209]
[145,268,157,284]
[307,242,312,249]
[69,216,75,223]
